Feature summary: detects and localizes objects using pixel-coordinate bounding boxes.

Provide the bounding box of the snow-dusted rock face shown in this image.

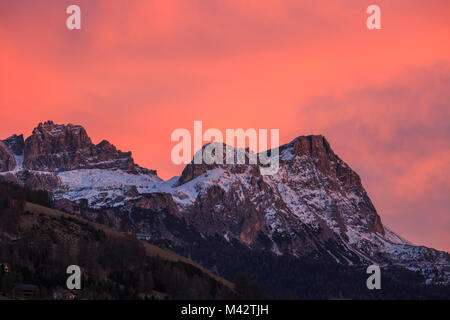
[166,136,449,284]
[1,121,448,285]
[0,141,16,172]
[3,134,24,156]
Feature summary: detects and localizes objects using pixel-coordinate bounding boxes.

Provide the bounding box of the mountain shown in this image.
[1,121,449,298]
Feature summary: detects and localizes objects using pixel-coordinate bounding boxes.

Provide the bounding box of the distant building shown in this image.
[52,290,64,300]
[14,284,38,299]
[52,289,77,300]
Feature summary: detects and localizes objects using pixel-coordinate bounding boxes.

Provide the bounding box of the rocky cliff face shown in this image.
[0,141,16,172]
[0,121,157,190]
[22,121,139,172]
[3,134,24,156]
[1,121,448,286]
[162,135,398,267]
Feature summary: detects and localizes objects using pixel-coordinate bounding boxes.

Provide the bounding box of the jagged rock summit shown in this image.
[1,121,156,174]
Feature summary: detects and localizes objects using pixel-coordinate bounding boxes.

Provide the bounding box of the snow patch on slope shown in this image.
[53,168,233,209]
[55,169,162,208]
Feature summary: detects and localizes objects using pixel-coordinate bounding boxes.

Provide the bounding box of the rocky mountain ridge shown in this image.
[1,121,448,286]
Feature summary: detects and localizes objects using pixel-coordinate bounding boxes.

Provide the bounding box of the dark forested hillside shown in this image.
[175,235,450,299]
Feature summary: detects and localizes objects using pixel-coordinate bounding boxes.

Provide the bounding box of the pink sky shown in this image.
[1,0,449,251]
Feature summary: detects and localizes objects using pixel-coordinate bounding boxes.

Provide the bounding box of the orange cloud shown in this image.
[394,152,450,198]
